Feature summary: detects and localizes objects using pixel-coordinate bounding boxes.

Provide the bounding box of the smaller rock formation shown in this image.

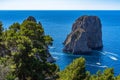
[26,16,37,22]
[63,15,103,54]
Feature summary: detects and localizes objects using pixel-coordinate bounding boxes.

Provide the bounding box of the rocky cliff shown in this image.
[63,15,103,54]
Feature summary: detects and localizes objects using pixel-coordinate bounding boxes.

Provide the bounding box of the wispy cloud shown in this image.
[0,0,120,10]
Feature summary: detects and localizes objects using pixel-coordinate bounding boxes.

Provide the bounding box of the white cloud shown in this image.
[0,0,120,10]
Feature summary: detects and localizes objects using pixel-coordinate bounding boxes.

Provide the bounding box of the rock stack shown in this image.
[63,15,103,54]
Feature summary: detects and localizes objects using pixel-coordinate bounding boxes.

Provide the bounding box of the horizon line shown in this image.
[0,10,120,11]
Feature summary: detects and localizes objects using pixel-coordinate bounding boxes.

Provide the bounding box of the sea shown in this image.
[0,10,120,75]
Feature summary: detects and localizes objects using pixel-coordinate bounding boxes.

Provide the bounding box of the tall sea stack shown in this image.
[63,15,103,54]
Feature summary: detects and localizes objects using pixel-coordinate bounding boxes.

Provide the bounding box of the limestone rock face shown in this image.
[63,16,103,54]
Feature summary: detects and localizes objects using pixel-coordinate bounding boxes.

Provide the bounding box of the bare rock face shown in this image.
[63,15,103,54]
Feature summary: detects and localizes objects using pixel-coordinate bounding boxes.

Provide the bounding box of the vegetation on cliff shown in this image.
[0,16,120,80]
[0,16,59,80]
[58,57,120,80]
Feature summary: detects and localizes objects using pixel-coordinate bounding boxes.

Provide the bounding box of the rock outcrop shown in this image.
[63,15,103,54]
[26,16,37,22]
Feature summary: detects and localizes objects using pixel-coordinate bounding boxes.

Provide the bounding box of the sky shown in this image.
[0,0,120,10]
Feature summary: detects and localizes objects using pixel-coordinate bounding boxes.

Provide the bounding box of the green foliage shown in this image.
[58,57,87,80]
[0,64,10,80]
[9,22,20,32]
[6,74,16,80]
[20,20,44,39]
[0,17,59,80]
[0,21,3,41]
[0,57,13,80]
[44,35,53,46]
[58,57,120,80]
[0,21,3,33]
[103,68,114,80]
[115,75,120,80]
[90,68,115,80]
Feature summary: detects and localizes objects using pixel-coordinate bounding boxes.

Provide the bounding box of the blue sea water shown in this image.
[0,10,120,75]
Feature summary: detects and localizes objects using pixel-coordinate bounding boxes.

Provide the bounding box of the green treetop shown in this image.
[0,16,59,80]
[58,57,88,80]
